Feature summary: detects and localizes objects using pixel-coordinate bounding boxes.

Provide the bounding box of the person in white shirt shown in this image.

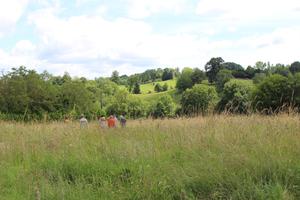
[79,114,88,128]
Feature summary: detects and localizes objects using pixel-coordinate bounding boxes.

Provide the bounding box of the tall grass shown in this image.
[1,115,300,199]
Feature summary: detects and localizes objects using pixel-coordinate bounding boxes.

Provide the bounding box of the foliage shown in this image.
[162,83,168,91]
[217,79,254,113]
[205,57,224,83]
[132,82,141,94]
[222,62,248,78]
[191,68,206,85]
[127,96,147,118]
[272,64,290,77]
[181,84,217,115]
[106,89,129,115]
[253,73,267,84]
[289,61,300,74]
[176,67,193,91]
[150,95,175,118]
[215,69,233,93]
[254,74,294,112]
[0,67,59,120]
[154,83,163,92]
[110,70,120,84]
[162,68,174,81]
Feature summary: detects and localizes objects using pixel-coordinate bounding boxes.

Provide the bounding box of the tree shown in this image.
[154,83,163,92]
[127,74,139,92]
[60,81,94,116]
[289,61,300,74]
[222,62,247,79]
[254,61,267,71]
[272,65,290,77]
[151,95,175,118]
[0,67,59,120]
[127,96,147,118]
[181,84,217,115]
[205,57,224,83]
[110,70,120,84]
[132,82,141,94]
[222,62,244,71]
[106,89,129,115]
[162,83,168,91]
[191,68,206,85]
[245,66,256,79]
[253,73,266,84]
[176,68,193,92]
[217,79,254,114]
[254,74,293,112]
[162,68,174,81]
[95,78,119,109]
[215,69,233,93]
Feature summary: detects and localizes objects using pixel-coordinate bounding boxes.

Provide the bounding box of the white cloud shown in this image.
[126,0,187,19]
[196,0,300,22]
[1,1,300,78]
[0,0,29,36]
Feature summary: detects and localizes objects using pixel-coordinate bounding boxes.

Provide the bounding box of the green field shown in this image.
[1,115,300,199]
[140,79,177,94]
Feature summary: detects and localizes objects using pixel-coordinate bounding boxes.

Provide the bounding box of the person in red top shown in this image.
[107,115,116,128]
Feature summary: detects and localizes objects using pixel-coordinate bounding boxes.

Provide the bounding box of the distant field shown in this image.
[134,89,181,104]
[140,79,176,94]
[1,115,300,199]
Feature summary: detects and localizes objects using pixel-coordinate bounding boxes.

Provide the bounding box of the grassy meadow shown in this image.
[1,115,300,199]
[140,79,177,94]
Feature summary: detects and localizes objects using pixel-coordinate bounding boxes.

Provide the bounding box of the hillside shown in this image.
[140,79,176,94]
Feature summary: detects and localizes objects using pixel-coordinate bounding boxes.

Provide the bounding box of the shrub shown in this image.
[162,83,168,91]
[253,74,293,112]
[253,73,266,84]
[217,79,254,114]
[154,83,163,93]
[215,69,233,93]
[181,84,217,115]
[176,68,193,92]
[151,95,175,118]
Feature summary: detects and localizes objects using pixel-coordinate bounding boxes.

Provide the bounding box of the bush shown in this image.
[127,97,147,119]
[181,84,217,115]
[154,83,163,93]
[151,95,175,118]
[253,73,266,84]
[176,68,193,92]
[217,79,254,114]
[254,74,293,112]
[162,83,168,91]
[215,69,233,93]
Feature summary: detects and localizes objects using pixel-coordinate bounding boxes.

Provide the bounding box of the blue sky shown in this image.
[0,0,299,78]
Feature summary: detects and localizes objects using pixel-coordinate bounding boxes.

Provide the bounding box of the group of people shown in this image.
[78,114,127,129]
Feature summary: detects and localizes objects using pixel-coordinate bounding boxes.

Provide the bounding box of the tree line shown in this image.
[0,58,300,121]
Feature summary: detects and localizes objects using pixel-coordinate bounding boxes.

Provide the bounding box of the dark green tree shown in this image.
[254,74,294,112]
[132,82,141,94]
[176,67,193,92]
[110,70,120,84]
[217,79,254,113]
[289,61,300,74]
[205,57,224,83]
[181,84,217,115]
[191,68,206,85]
[151,95,175,118]
[215,69,233,93]
[154,83,163,92]
[162,83,168,91]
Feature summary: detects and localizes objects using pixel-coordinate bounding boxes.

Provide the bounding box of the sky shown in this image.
[0,0,300,78]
